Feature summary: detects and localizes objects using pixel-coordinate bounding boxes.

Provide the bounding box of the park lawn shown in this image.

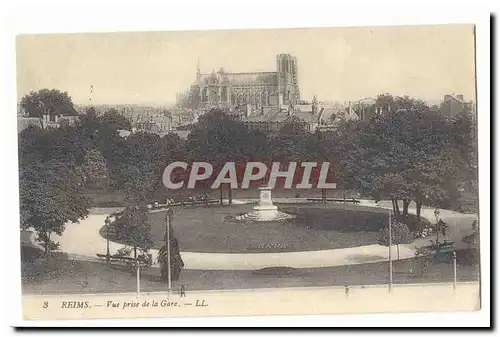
[115,204,384,253]
[101,202,429,253]
[22,250,479,295]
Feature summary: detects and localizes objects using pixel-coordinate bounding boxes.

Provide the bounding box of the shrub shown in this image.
[414,225,435,239]
[20,244,43,263]
[115,247,133,257]
[377,222,413,260]
[35,233,60,251]
[252,267,297,276]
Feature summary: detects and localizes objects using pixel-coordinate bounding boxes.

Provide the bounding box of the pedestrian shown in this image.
[344,284,349,297]
[81,274,89,289]
[180,283,186,297]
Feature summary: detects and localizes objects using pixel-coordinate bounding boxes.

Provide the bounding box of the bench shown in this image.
[306,198,360,204]
[96,253,152,267]
[415,241,455,257]
[149,199,221,210]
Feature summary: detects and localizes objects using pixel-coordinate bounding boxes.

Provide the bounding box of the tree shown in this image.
[20,89,77,118]
[377,222,413,260]
[186,109,266,203]
[121,132,165,203]
[98,109,132,131]
[462,219,478,249]
[113,206,153,261]
[19,159,91,253]
[80,148,108,189]
[158,214,184,282]
[349,94,464,219]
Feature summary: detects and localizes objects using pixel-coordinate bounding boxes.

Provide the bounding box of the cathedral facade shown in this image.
[177,54,300,112]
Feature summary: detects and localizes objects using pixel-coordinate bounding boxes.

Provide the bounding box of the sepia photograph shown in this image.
[13,22,484,323]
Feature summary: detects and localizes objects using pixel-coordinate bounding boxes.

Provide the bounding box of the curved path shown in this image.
[53,199,477,270]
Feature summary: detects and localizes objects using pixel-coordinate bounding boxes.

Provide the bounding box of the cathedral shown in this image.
[176,54,326,133]
[177,54,300,113]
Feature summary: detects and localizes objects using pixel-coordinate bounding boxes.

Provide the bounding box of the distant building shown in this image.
[227,95,325,133]
[178,54,300,113]
[348,98,379,121]
[135,115,172,133]
[439,94,476,119]
[17,114,79,133]
[117,128,190,140]
[17,116,42,133]
[175,54,332,133]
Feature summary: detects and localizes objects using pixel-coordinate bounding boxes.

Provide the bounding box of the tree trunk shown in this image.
[416,199,422,221]
[44,232,50,254]
[219,184,223,205]
[228,184,232,206]
[397,244,400,260]
[391,198,400,219]
[161,263,167,283]
[342,189,346,203]
[394,199,400,218]
[402,199,410,219]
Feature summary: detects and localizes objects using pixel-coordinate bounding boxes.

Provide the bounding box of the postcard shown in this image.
[16,24,481,323]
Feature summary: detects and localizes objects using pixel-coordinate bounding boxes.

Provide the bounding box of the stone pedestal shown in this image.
[252,187,279,221]
[235,186,295,222]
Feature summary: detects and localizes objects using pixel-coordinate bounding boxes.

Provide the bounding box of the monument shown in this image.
[235,186,295,222]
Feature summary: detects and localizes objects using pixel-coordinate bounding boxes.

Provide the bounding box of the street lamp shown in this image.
[164,208,173,294]
[452,251,457,291]
[434,209,441,243]
[388,210,393,292]
[105,214,116,265]
[105,216,111,265]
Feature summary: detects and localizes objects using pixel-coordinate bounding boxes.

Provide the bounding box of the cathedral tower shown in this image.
[276,54,300,105]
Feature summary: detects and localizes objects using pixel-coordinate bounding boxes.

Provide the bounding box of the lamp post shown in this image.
[105,216,111,265]
[165,209,172,294]
[434,208,441,243]
[452,251,457,291]
[388,210,393,292]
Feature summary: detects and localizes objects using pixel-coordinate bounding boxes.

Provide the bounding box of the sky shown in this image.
[16,25,476,106]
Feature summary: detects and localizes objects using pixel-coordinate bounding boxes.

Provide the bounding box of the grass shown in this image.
[21,251,75,283]
[102,204,385,253]
[100,202,429,253]
[22,249,479,295]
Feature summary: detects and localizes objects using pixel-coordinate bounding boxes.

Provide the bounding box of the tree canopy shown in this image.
[18,89,477,253]
[20,89,77,117]
[19,158,91,252]
[113,206,153,257]
[377,222,413,260]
